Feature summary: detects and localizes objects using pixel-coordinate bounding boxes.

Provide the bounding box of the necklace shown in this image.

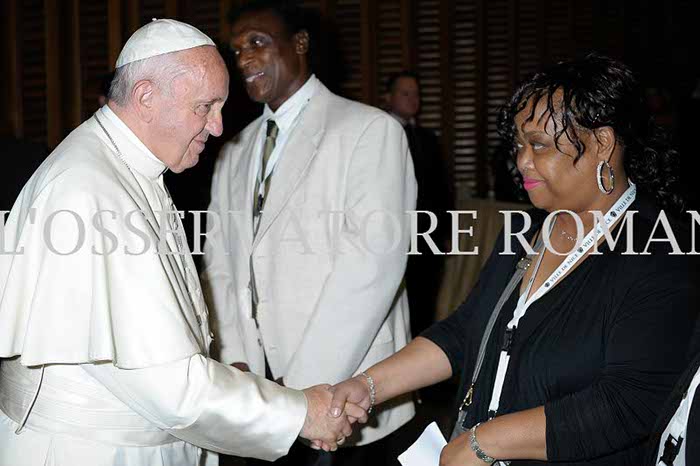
[559,228,577,243]
[94,114,131,170]
[554,214,578,243]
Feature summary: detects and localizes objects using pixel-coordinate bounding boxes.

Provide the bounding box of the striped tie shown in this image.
[253,120,279,222]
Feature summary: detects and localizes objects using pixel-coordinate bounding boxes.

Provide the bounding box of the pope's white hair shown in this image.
[108,52,191,106]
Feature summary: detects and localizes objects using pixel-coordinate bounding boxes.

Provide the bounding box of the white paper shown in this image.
[398,421,447,466]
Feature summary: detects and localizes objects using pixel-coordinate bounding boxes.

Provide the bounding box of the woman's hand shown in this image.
[329,375,373,416]
[439,408,546,464]
[439,431,486,466]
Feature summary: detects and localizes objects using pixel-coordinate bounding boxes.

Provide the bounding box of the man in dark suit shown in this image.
[385,71,453,336]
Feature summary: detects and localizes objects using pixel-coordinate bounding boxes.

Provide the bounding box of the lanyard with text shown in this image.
[657,368,700,465]
[487,182,637,418]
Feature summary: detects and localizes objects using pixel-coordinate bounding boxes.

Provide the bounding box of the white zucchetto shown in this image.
[115,18,215,68]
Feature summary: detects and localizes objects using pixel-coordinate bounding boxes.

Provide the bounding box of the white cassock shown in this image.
[0,106,307,466]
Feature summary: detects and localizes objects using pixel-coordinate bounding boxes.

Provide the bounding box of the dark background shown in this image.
[2,0,699,208]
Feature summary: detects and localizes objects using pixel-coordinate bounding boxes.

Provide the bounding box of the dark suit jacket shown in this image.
[403,124,452,244]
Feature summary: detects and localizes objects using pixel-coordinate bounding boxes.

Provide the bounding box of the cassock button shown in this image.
[257,338,263,347]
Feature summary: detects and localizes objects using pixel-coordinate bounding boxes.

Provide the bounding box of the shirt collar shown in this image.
[99,105,167,180]
[262,74,319,133]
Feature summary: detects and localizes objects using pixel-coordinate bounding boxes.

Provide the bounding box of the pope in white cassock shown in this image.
[0,19,364,466]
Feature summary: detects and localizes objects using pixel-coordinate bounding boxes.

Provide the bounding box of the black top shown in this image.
[423,198,699,465]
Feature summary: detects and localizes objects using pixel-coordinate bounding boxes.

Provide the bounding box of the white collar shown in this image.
[99,105,167,180]
[262,74,318,133]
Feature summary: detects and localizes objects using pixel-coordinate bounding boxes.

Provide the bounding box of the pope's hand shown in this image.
[300,385,367,451]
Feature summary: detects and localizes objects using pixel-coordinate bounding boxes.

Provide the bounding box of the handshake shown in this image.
[299,375,375,452]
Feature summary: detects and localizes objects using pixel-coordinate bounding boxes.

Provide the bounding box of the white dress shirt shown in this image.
[252,74,319,195]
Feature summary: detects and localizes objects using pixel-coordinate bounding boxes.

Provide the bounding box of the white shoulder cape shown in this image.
[0,119,205,368]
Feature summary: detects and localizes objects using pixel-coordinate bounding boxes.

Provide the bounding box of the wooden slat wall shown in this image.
[375,0,403,106]
[45,0,62,147]
[335,0,362,102]
[2,0,693,198]
[79,1,110,121]
[516,0,540,82]
[573,0,594,57]
[298,0,324,10]
[140,0,167,27]
[20,0,48,144]
[483,0,511,197]
[452,1,478,191]
[545,0,572,64]
[188,0,221,39]
[1,0,21,137]
[414,0,443,137]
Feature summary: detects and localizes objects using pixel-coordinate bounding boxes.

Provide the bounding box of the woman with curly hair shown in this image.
[327,54,699,465]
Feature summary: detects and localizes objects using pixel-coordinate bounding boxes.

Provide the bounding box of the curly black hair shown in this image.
[497,53,684,212]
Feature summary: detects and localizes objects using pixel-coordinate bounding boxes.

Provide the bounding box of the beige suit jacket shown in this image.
[201,82,416,444]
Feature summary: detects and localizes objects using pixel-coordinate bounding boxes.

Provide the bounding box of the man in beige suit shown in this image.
[201,1,416,464]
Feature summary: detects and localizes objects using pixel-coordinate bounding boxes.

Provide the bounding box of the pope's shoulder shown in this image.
[21,121,129,203]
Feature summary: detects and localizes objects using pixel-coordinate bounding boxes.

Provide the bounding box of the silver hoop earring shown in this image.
[596,160,615,194]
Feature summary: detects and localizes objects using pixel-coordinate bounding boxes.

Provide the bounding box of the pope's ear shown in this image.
[131,80,156,123]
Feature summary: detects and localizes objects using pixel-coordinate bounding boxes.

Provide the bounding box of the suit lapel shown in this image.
[252,85,329,248]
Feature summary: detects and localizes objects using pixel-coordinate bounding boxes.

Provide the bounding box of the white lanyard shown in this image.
[487,183,637,416]
[657,368,700,465]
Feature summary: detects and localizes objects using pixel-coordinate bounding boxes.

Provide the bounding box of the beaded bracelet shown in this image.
[360,371,376,414]
[469,422,495,464]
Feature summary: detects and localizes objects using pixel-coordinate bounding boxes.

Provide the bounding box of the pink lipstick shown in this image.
[523,177,543,190]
